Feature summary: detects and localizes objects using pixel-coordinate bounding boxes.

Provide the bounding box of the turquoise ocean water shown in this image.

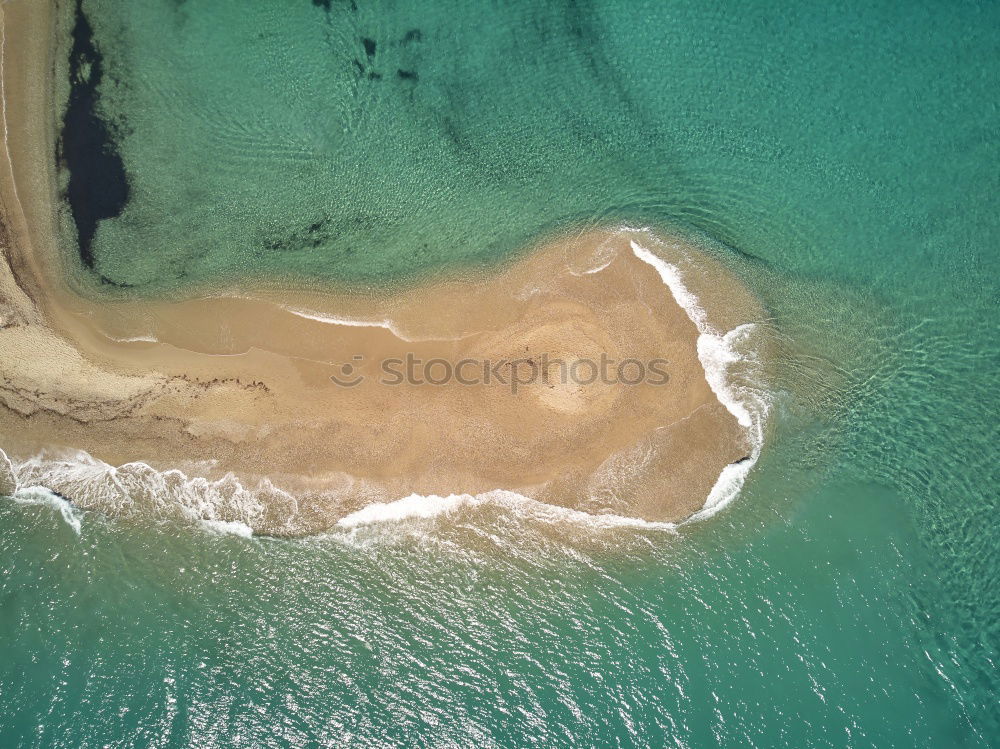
[3,0,999,745]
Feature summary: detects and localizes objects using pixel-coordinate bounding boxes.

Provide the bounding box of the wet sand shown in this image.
[0,2,766,534]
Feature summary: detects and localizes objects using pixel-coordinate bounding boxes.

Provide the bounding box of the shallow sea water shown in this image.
[2,0,998,746]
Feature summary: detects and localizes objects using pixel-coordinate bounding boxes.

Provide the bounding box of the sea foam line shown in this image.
[337,490,678,532]
[5,472,252,539]
[630,235,768,520]
[284,307,401,333]
[9,450,272,535]
[283,306,470,343]
[199,518,254,538]
[10,486,83,535]
[6,448,677,537]
[109,334,159,344]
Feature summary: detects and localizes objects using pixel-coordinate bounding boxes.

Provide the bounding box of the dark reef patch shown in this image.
[362,37,376,58]
[97,274,133,289]
[262,214,383,255]
[59,0,130,270]
[397,69,418,82]
[265,216,332,252]
[312,0,357,13]
[401,29,422,45]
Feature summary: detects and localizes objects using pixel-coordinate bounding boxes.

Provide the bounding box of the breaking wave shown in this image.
[629,230,769,519]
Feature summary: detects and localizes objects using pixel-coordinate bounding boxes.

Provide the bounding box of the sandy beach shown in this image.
[0,2,766,534]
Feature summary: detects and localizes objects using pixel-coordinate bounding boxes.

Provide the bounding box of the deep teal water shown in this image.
[2,0,998,746]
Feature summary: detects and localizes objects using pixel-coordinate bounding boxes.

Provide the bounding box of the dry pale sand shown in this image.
[0,2,765,534]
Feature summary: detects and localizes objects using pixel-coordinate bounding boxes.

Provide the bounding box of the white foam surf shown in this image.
[10,486,83,535]
[7,448,678,537]
[0,446,15,496]
[338,490,678,531]
[10,450,277,532]
[283,306,470,343]
[5,454,256,538]
[630,234,769,520]
[284,307,401,333]
[109,334,159,344]
[199,519,255,538]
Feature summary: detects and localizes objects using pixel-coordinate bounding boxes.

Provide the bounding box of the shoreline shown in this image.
[0,3,769,536]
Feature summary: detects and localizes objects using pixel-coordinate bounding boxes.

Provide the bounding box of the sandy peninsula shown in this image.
[0,1,766,534]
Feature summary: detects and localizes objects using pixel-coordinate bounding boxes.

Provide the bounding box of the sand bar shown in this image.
[0,2,767,534]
